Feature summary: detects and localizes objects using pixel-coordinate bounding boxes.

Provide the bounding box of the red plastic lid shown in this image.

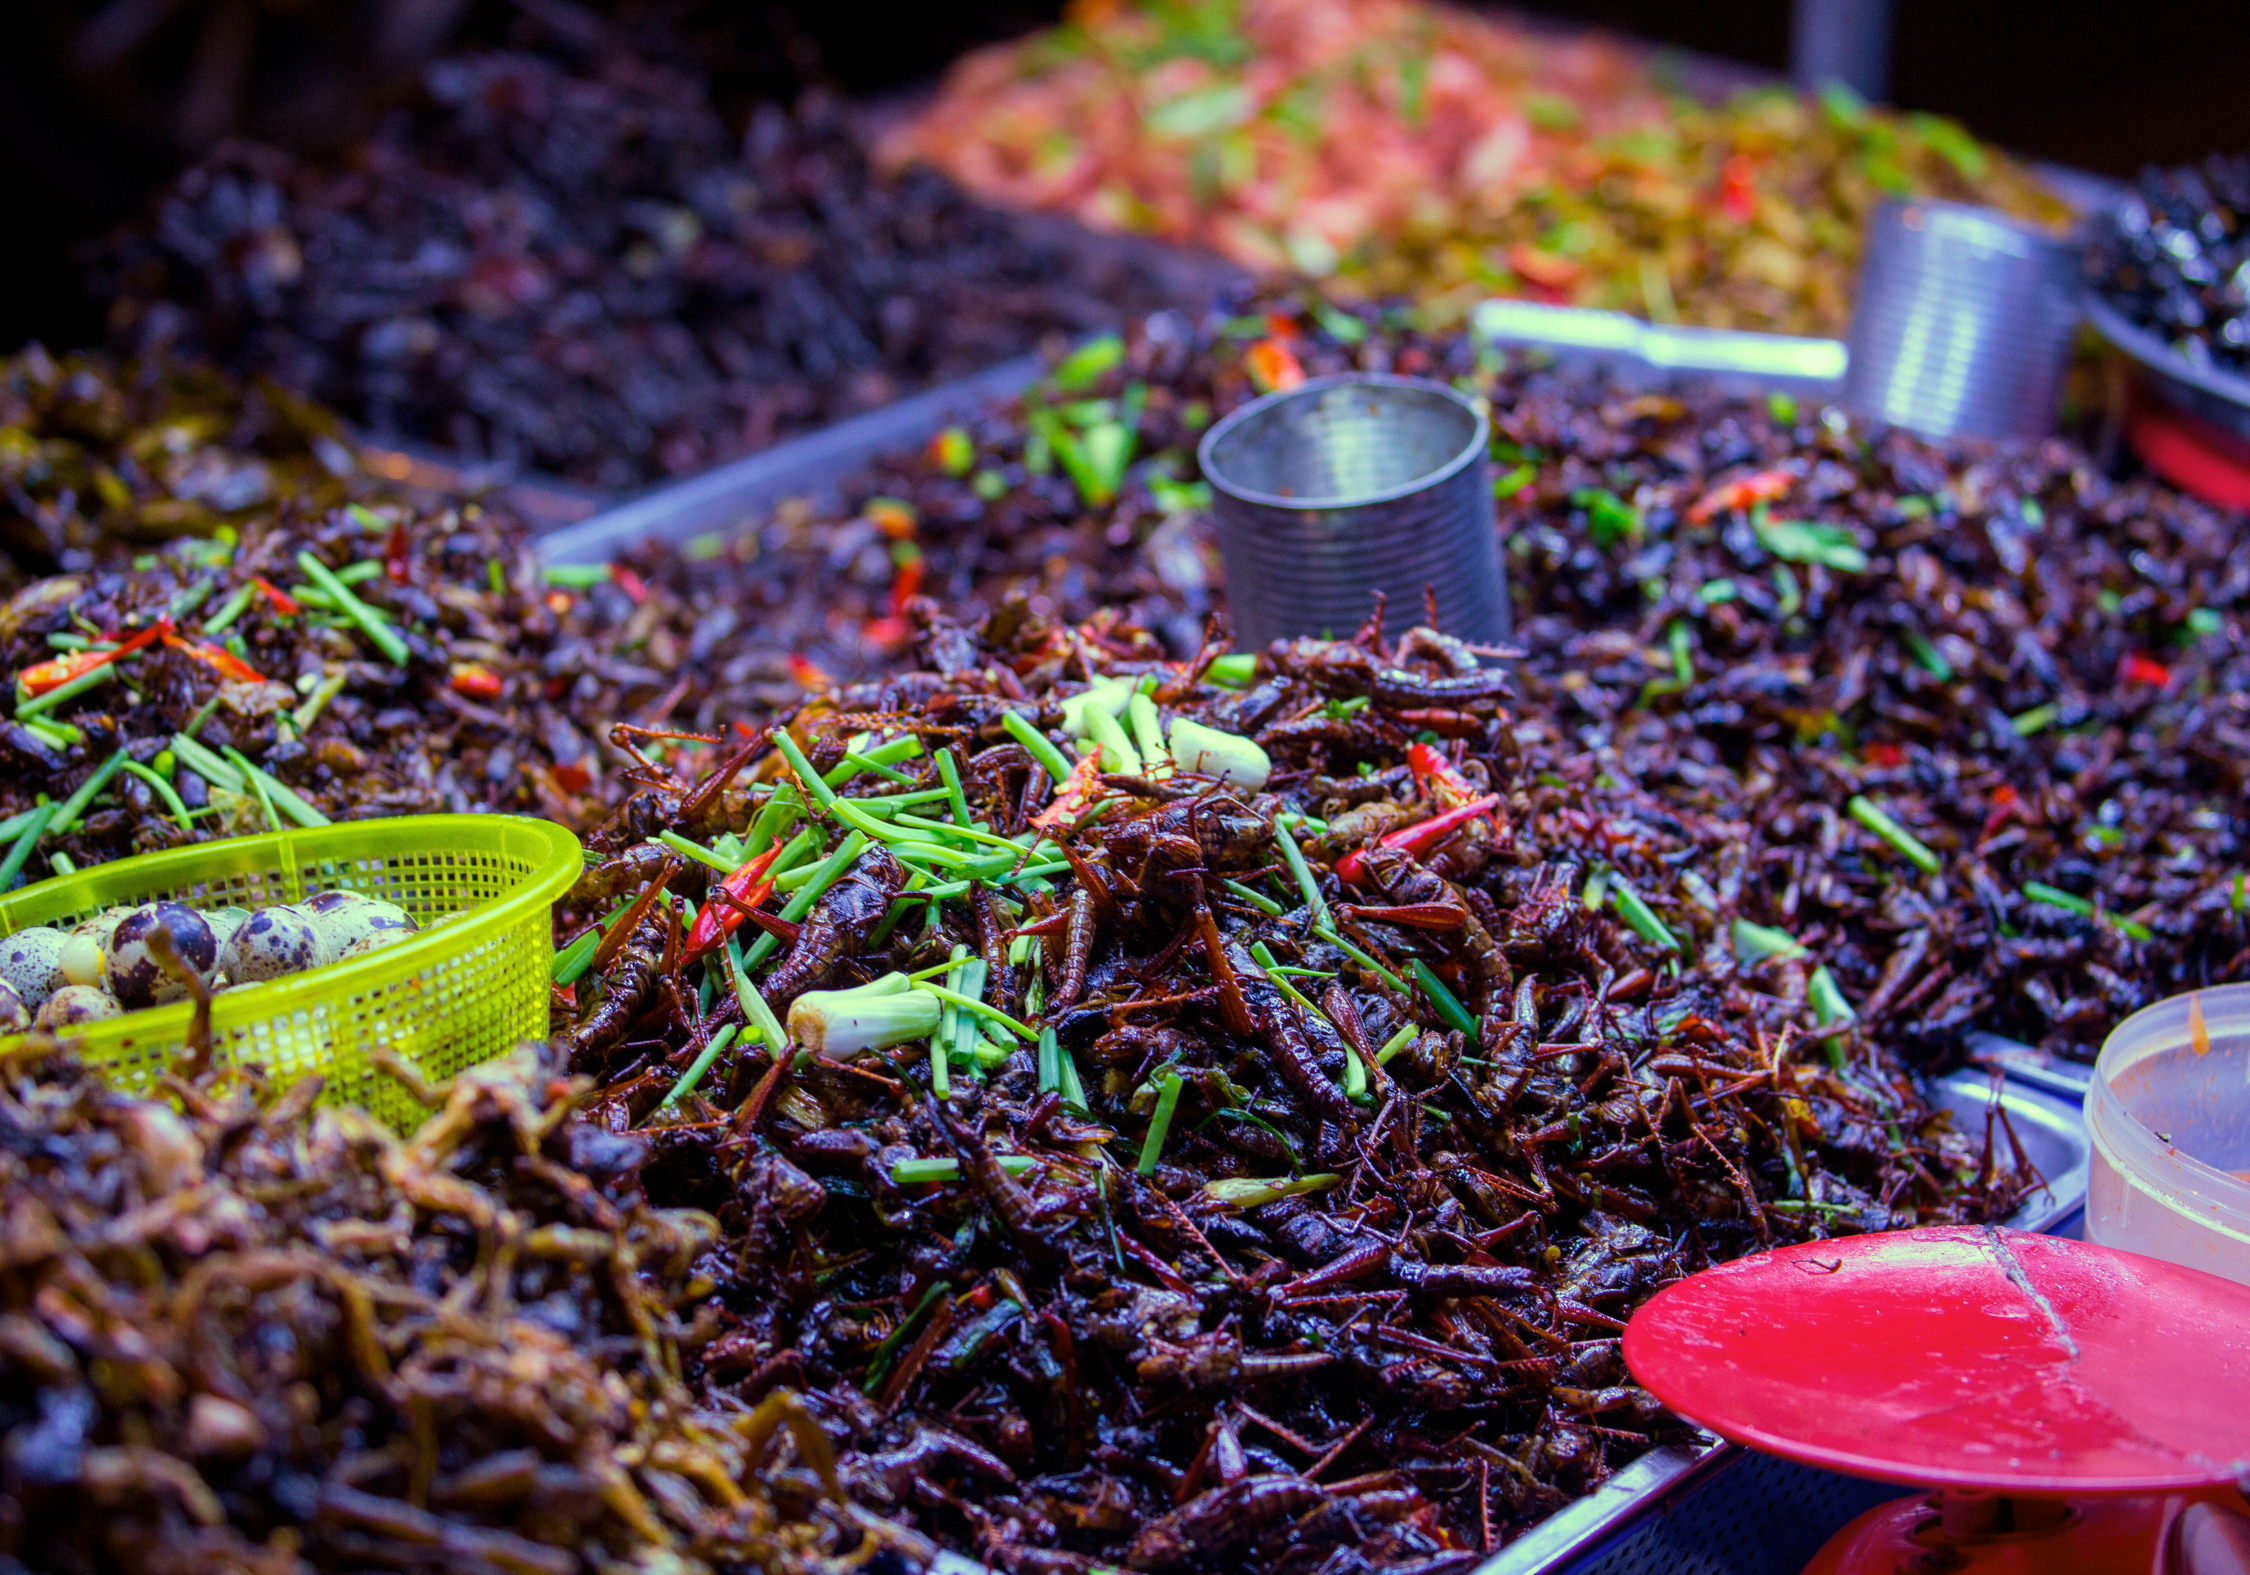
[2127,393,2250,510]
[1623,1226,2250,1493]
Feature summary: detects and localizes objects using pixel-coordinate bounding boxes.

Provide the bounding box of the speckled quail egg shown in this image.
[0,927,67,1010]
[105,902,220,1009]
[35,985,121,1031]
[217,905,324,984]
[205,906,251,954]
[0,980,27,1034]
[301,890,377,918]
[314,899,417,962]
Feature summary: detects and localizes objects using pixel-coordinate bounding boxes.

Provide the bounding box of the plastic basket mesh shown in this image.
[1548,1451,1905,1575]
[0,816,580,1131]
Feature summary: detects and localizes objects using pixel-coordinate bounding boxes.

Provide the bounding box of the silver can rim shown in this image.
[1197,372,1490,513]
[1866,195,2078,260]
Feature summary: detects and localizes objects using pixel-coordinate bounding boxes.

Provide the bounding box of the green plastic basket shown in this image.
[0,815,581,1130]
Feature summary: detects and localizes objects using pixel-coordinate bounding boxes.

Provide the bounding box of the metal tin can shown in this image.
[1197,374,1506,650]
[1842,198,2081,442]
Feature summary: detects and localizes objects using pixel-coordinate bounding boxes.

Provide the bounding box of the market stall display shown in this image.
[2086,151,2250,377]
[885,0,2066,334]
[547,601,2037,1570]
[92,14,1203,491]
[0,1041,912,1575]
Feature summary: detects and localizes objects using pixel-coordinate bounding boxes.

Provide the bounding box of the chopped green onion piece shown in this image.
[1375,1024,1417,1065]
[1732,919,1808,963]
[1223,878,1285,916]
[1315,923,1409,995]
[788,974,942,1057]
[0,803,57,892]
[50,749,131,836]
[552,926,603,984]
[770,728,839,810]
[1167,718,1270,789]
[1137,1069,1184,1176]
[657,1025,737,1111]
[201,581,257,635]
[1847,795,1941,875]
[221,745,330,827]
[2010,704,2058,737]
[1203,653,1257,688]
[16,663,116,720]
[1126,692,1168,769]
[1902,629,1953,680]
[1272,819,1331,928]
[543,563,612,587]
[1202,1172,1340,1208]
[120,760,193,831]
[1002,711,1076,785]
[297,550,409,665]
[655,830,735,872]
[1411,959,1478,1041]
[1808,966,1855,1025]
[1610,881,1680,952]
[917,981,1037,1042]
[1082,703,1142,775]
[936,746,974,830]
[892,1155,1039,1185]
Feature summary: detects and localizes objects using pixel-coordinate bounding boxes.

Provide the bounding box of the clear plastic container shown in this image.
[2085,984,2250,1285]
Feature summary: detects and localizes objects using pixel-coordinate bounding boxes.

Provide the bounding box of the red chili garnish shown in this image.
[1863,742,1905,768]
[161,632,266,685]
[1992,784,2019,808]
[1506,244,1581,293]
[252,576,299,616]
[612,567,649,604]
[552,761,593,793]
[1336,793,1503,884]
[1407,741,1480,807]
[18,618,170,696]
[1687,467,1794,523]
[449,662,504,699]
[680,843,785,966]
[2122,653,2172,687]
[789,654,833,690]
[1263,311,1299,340]
[1246,338,1305,395]
[863,615,912,648]
[889,550,925,617]
[1719,153,1760,223]
[384,522,412,585]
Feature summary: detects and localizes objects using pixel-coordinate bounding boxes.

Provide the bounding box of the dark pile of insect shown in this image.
[551,602,2035,1573]
[0,1040,918,1575]
[92,6,1194,491]
[2085,150,2250,375]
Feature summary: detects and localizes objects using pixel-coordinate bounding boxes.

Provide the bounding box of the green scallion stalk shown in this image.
[1202,1172,1340,1208]
[1036,1027,1061,1094]
[1732,918,1807,963]
[1002,711,1076,785]
[1057,1040,1089,1112]
[727,935,790,1052]
[770,729,839,810]
[221,745,330,827]
[1375,1024,1417,1065]
[1167,718,1269,789]
[655,830,735,872]
[936,746,974,830]
[201,581,257,635]
[892,1155,1039,1185]
[1082,704,1142,775]
[1808,965,1855,1026]
[2010,703,2058,738]
[823,734,922,788]
[788,974,943,1057]
[744,784,804,857]
[290,671,348,735]
[16,663,116,720]
[918,980,1036,1042]
[552,927,602,984]
[1223,878,1285,916]
[746,832,867,970]
[1272,818,1331,928]
[1060,675,1134,735]
[51,749,131,835]
[1342,1037,1369,1102]
[1137,1069,1184,1176]
[891,812,1021,855]
[0,803,57,892]
[168,733,242,792]
[120,761,193,831]
[543,563,611,587]
[297,550,409,665]
[1411,958,1478,1041]
[1848,795,1941,875]
[1204,653,1257,687]
[47,853,76,877]
[657,1025,737,1111]
[1126,691,1168,770]
[1315,923,1409,995]
[1609,881,1680,952]
[2022,882,2153,941]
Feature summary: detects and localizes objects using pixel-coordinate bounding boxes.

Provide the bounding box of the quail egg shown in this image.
[205,906,251,954]
[301,890,377,918]
[314,899,417,961]
[105,902,220,1009]
[0,927,67,1010]
[217,905,324,984]
[0,980,26,1033]
[36,985,121,1032]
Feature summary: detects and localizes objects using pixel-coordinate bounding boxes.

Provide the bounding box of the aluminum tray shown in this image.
[926,1072,2087,1575]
